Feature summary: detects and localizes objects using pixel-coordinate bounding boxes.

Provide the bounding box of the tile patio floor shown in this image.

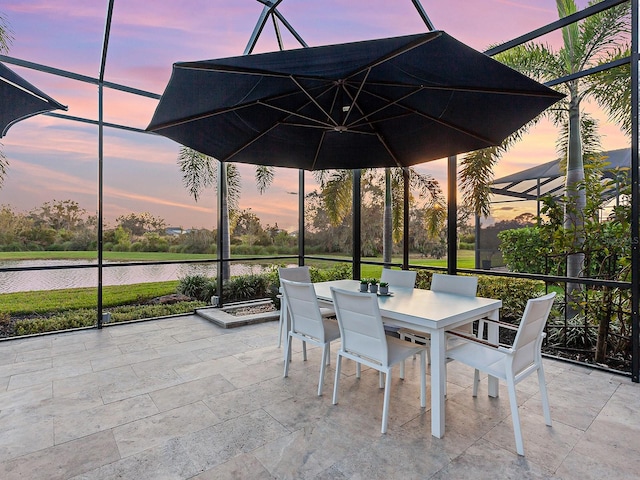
[0,314,638,479]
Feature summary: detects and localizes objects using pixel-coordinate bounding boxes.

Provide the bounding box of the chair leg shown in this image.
[400,359,405,379]
[318,344,327,396]
[381,369,392,434]
[302,340,307,361]
[356,362,361,378]
[283,334,292,378]
[332,354,343,404]
[379,371,384,389]
[326,343,331,366]
[277,306,284,348]
[537,365,552,426]
[506,378,525,456]
[420,350,426,408]
[477,319,486,340]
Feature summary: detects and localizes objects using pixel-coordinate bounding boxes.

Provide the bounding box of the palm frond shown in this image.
[588,52,631,136]
[578,0,630,72]
[495,42,563,82]
[0,143,8,188]
[254,165,274,194]
[0,12,13,55]
[459,146,502,218]
[322,170,353,226]
[177,147,216,202]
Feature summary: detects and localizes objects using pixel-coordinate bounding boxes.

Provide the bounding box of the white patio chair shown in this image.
[399,273,479,368]
[446,292,556,456]
[277,266,334,348]
[330,287,426,434]
[281,279,341,396]
[380,269,416,337]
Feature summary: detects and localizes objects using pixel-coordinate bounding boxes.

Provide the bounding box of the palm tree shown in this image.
[461,0,630,297]
[318,167,445,266]
[0,11,13,188]
[178,147,273,279]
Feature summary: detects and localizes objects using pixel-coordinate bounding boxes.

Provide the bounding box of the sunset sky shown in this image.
[0,0,629,231]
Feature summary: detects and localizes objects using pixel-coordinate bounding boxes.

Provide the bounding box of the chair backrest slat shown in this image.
[278,266,311,283]
[281,279,325,341]
[331,287,388,365]
[380,269,416,288]
[511,292,556,374]
[430,273,477,297]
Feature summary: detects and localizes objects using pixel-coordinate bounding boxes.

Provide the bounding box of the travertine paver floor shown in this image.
[0,314,638,479]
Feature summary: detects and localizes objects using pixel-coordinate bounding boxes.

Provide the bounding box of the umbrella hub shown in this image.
[334,125,348,133]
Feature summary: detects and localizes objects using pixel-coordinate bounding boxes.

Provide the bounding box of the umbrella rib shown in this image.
[351,88,498,145]
[288,75,338,127]
[344,86,421,129]
[361,80,563,99]
[310,131,327,170]
[343,32,442,83]
[341,68,370,126]
[0,75,53,103]
[257,100,335,128]
[224,121,281,162]
[342,83,405,168]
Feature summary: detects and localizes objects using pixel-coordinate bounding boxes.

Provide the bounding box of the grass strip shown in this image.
[0,281,180,315]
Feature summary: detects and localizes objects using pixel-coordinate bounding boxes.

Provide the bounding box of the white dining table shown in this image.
[313,279,502,439]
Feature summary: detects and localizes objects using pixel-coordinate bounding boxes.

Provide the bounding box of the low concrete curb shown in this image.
[195,303,280,329]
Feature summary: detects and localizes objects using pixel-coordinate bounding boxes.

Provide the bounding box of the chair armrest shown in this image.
[481,317,519,331]
[447,330,500,349]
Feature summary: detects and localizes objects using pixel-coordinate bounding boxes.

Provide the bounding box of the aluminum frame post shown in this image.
[631,0,639,383]
[97,0,114,329]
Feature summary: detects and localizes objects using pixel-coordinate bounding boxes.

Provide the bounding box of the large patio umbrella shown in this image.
[147,31,563,170]
[0,62,67,138]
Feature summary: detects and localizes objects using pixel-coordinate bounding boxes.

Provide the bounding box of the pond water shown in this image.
[0,259,269,294]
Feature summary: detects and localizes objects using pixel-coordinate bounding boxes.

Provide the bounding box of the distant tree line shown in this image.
[0,191,460,258]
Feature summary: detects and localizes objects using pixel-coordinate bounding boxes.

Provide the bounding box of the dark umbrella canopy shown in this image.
[148,31,563,170]
[0,62,67,138]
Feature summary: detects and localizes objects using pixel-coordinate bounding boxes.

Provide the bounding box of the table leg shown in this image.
[487,308,500,397]
[430,330,446,438]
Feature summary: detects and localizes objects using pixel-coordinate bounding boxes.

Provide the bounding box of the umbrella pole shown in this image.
[298,169,304,266]
[447,155,457,276]
[352,169,361,280]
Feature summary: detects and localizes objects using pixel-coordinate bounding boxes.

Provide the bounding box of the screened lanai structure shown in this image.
[490,148,631,214]
[0,0,638,382]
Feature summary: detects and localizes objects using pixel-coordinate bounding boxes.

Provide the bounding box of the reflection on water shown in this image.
[0,259,268,294]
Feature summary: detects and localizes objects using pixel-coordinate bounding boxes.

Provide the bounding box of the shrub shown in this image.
[414,270,545,322]
[477,275,545,321]
[130,241,145,252]
[13,301,206,336]
[498,227,548,274]
[223,274,270,302]
[177,275,216,302]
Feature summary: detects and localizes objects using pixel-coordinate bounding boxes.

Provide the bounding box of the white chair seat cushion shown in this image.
[386,336,426,366]
[319,307,336,318]
[447,342,508,380]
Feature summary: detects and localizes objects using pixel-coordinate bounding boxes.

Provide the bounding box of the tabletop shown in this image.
[313,279,502,332]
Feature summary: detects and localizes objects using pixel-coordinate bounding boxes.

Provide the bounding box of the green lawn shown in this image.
[360,251,475,279]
